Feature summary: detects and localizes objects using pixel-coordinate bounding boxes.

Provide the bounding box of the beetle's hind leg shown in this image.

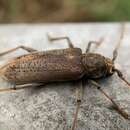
[89,80,129,119]
[0,84,29,92]
[47,33,74,48]
[71,81,83,130]
[85,37,104,53]
[0,45,37,57]
[0,83,46,93]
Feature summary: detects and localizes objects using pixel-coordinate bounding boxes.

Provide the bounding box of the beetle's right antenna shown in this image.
[112,23,130,88]
[112,23,126,62]
[0,86,28,92]
[89,80,129,119]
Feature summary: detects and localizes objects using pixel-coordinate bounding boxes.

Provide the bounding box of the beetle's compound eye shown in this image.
[105,58,115,75]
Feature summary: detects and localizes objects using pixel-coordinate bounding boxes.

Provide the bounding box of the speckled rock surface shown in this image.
[0,23,130,130]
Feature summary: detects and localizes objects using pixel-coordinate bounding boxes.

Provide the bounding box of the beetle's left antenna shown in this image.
[112,23,130,88]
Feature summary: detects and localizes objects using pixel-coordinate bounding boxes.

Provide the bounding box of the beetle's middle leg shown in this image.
[89,80,129,119]
[86,37,104,53]
[47,33,74,48]
[0,45,37,57]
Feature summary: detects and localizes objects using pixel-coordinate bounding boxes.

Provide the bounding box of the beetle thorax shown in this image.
[82,53,114,79]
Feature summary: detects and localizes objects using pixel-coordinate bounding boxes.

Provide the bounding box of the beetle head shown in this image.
[105,58,115,76]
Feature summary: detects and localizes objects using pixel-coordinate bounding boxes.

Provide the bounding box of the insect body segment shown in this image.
[82,53,114,79]
[0,48,84,85]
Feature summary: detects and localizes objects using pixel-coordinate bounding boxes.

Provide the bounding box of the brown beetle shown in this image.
[0,24,129,130]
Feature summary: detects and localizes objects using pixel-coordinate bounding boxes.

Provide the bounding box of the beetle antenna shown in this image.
[112,23,126,62]
[114,69,130,88]
[89,80,129,119]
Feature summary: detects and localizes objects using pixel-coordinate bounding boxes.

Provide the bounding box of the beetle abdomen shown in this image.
[0,48,85,84]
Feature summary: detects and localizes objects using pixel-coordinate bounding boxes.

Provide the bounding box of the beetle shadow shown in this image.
[23,75,114,99]
[25,81,77,97]
[82,75,114,88]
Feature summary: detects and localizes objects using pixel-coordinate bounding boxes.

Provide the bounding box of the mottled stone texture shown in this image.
[0,23,130,130]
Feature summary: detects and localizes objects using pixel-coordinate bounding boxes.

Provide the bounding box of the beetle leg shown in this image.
[0,85,29,92]
[47,33,74,48]
[86,37,104,53]
[89,80,129,119]
[0,45,37,57]
[0,83,45,93]
[71,81,83,130]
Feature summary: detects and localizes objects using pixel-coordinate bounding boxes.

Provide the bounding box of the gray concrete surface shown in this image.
[0,23,130,130]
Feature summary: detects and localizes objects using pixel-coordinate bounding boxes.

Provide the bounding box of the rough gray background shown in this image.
[0,23,130,130]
